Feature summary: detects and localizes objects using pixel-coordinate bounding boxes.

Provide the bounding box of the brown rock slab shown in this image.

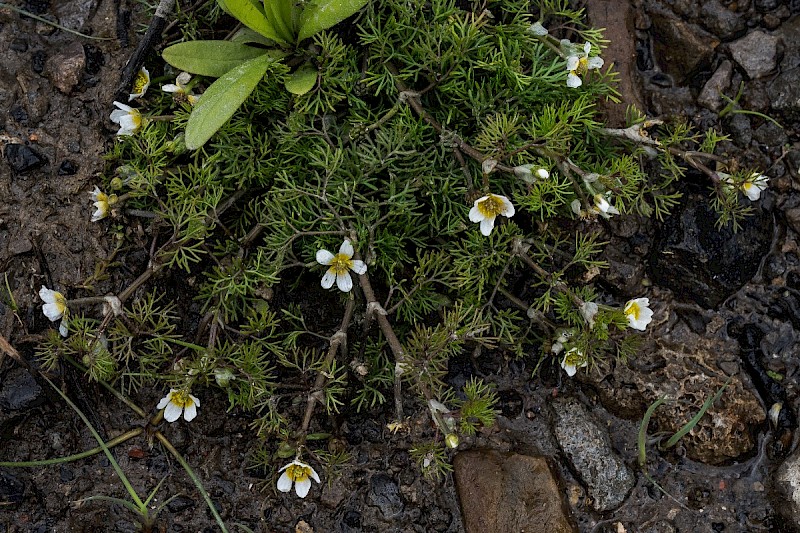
[454,450,575,533]
[46,40,86,94]
[649,11,719,84]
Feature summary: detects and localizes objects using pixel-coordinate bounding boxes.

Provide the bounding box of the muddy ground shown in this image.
[2,0,800,531]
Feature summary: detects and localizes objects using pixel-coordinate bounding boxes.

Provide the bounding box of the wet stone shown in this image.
[729,31,780,79]
[0,368,43,410]
[552,398,634,512]
[10,38,28,52]
[31,50,46,74]
[4,143,45,174]
[698,60,733,111]
[649,192,772,308]
[368,473,403,520]
[453,450,575,533]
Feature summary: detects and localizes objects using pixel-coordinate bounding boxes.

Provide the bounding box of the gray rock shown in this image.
[0,368,43,410]
[753,121,788,149]
[774,15,800,70]
[768,67,800,119]
[53,0,96,32]
[650,12,719,83]
[454,450,575,533]
[649,192,772,308]
[552,398,635,512]
[698,60,733,111]
[774,446,800,528]
[46,40,85,94]
[368,473,403,520]
[729,31,780,79]
[726,113,752,147]
[701,0,746,40]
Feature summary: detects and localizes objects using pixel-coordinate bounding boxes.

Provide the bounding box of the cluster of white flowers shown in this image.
[90,186,118,222]
[719,171,769,201]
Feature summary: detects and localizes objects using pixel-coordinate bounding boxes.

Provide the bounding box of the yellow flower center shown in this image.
[54,293,67,314]
[328,253,354,275]
[564,350,585,367]
[477,194,504,218]
[625,301,640,321]
[170,390,193,409]
[575,56,589,75]
[131,109,142,129]
[132,71,149,94]
[285,464,311,482]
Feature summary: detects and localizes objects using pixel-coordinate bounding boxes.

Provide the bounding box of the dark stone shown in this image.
[0,470,25,506]
[726,114,752,147]
[4,143,45,173]
[9,105,28,125]
[57,160,78,175]
[649,192,773,308]
[10,38,28,52]
[755,0,780,11]
[753,121,788,149]
[367,473,403,520]
[59,466,75,482]
[167,495,195,512]
[0,368,43,410]
[25,0,49,15]
[649,12,718,84]
[83,44,104,75]
[701,0,746,40]
[31,50,46,74]
[769,67,800,119]
[497,389,524,418]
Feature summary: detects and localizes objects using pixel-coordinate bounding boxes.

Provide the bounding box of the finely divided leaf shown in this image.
[162,41,268,77]
[185,53,273,150]
[220,0,286,44]
[284,64,318,95]
[298,0,368,41]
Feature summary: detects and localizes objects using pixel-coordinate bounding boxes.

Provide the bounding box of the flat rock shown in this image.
[454,450,575,533]
[729,31,780,79]
[649,12,719,83]
[698,60,733,112]
[649,192,772,308]
[552,398,634,512]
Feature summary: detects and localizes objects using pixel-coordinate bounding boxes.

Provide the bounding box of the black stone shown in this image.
[31,50,46,74]
[167,495,195,513]
[4,143,45,173]
[0,368,43,410]
[0,470,25,506]
[10,38,28,52]
[368,473,403,519]
[58,159,78,175]
[9,105,28,125]
[649,192,772,308]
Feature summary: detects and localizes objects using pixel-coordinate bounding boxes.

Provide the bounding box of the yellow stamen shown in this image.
[328,253,354,275]
[170,390,193,408]
[477,195,504,218]
[564,351,585,367]
[625,301,640,320]
[286,464,311,482]
[132,71,149,94]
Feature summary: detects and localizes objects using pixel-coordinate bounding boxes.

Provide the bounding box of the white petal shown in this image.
[183,403,198,422]
[163,402,182,422]
[294,478,312,498]
[162,84,180,93]
[157,395,171,409]
[110,109,128,122]
[562,361,577,377]
[567,73,582,88]
[587,56,604,70]
[479,217,495,236]
[536,168,550,179]
[308,466,320,483]
[336,272,353,293]
[469,202,485,223]
[583,42,592,54]
[321,270,336,289]
[566,56,580,71]
[276,472,293,493]
[316,249,335,265]
[58,319,69,337]
[112,101,132,112]
[339,239,354,258]
[190,393,200,407]
[498,196,515,217]
[42,302,64,322]
[39,286,56,304]
[176,72,192,85]
[91,186,101,201]
[351,260,367,275]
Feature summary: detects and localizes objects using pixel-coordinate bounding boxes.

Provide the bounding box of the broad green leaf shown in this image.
[298,0,368,41]
[230,26,276,46]
[284,64,317,95]
[162,41,268,77]
[219,0,287,44]
[263,0,294,43]
[185,53,273,150]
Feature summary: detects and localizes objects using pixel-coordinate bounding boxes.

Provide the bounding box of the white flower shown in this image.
[566,42,604,88]
[624,297,653,331]
[316,239,367,293]
[39,286,66,322]
[163,72,200,106]
[592,193,620,218]
[110,101,143,136]
[469,193,515,236]
[90,186,118,222]
[579,301,599,329]
[528,21,548,36]
[157,389,200,422]
[128,67,150,101]
[741,173,768,201]
[513,164,550,183]
[277,460,320,498]
[561,347,587,377]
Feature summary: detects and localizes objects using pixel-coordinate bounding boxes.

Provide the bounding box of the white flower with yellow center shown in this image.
[277,460,320,498]
[128,67,150,101]
[91,186,118,222]
[157,388,200,422]
[163,72,200,106]
[39,286,69,337]
[741,173,768,201]
[316,239,367,293]
[110,101,143,136]
[624,297,653,331]
[561,347,588,377]
[566,42,604,88]
[592,193,620,218]
[469,193,515,236]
